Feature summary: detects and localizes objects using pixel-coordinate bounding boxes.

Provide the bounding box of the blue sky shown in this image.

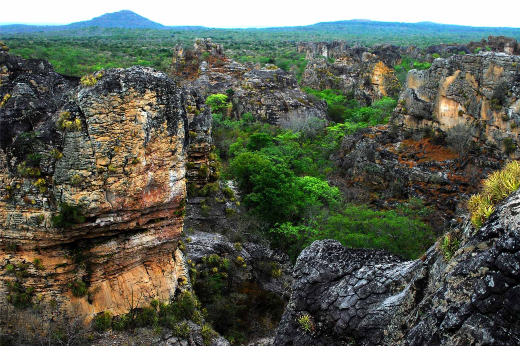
[1,0,519,28]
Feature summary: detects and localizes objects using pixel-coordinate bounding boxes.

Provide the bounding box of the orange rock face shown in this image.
[0,61,211,319]
[394,53,520,158]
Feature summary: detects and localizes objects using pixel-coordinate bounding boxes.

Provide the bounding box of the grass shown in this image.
[468,160,520,228]
[297,314,313,333]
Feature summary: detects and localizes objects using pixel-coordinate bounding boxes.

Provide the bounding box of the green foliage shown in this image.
[51,203,85,228]
[16,161,41,177]
[297,314,313,333]
[68,279,88,297]
[468,161,520,228]
[5,280,35,309]
[206,94,231,113]
[503,137,516,155]
[80,73,98,86]
[441,234,460,262]
[56,111,82,131]
[272,204,434,261]
[93,311,112,331]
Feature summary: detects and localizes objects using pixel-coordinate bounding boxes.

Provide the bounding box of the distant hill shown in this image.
[67,10,165,29]
[0,10,180,34]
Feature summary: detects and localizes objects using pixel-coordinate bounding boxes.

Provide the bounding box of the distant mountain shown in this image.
[67,10,165,29]
[0,10,181,34]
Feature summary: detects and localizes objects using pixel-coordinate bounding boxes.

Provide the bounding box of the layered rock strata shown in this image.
[0,45,211,318]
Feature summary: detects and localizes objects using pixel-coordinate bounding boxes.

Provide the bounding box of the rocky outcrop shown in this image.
[169,38,328,124]
[394,52,520,158]
[330,125,500,230]
[299,43,401,104]
[0,46,212,318]
[275,188,520,345]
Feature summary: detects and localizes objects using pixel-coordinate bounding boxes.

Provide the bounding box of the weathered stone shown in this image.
[274,190,520,346]
[0,50,211,319]
[393,53,520,158]
[168,39,328,124]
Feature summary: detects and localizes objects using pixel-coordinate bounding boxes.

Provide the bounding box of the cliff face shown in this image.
[0,46,212,318]
[394,53,520,158]
[299,42,401,104]
[275,189,520,346]
[169,38,328,124]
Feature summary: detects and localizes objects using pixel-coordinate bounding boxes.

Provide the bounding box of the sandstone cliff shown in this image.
[0,45,212,319]
[299,42,401,104]
[169,38,328,124]
[394,52,520,158]
[274,188,520,345]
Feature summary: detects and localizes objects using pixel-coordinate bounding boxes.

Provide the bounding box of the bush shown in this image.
[68,280,88,297]
[51,203,85,228]
[57,111,82,131]
[206,94,231,113]
[468,160,520,228]
[503,137,516,155]
[446,123,473,155]
[93,311,112,331]
[80,74,98,86]
[441,233,460,262]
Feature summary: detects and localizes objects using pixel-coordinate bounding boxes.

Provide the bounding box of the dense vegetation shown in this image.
[211,92,434,261]
[2,19,520,76]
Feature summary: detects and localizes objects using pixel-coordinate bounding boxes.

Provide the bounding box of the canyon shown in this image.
[1,35,520,346]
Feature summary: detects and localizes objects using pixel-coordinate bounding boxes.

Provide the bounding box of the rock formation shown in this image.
[394,52,520,158]
[169,38,328,124]
[274,188,520,345]
[0,45,212,318]
[299,42,401,104]
[330,125,500,231]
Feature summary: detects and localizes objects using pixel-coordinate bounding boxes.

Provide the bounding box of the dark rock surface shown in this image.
[274,189,520,345]
[168,38,328,124]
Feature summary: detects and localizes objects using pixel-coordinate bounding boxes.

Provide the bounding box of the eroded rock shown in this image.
[274,189,520,345]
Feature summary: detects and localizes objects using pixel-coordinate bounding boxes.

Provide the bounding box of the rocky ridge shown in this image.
[299,42,401,104]
[394,52,520,158]
[275,188,520,345]
[169,38,328,124]
[0,45,212,318]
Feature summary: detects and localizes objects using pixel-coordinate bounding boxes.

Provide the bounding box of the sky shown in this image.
[1,0,519,28]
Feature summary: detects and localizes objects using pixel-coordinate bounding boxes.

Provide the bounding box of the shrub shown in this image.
[68,280,88,297]
[50,148,63,160]
[172,321,191,338]
[503,137,516,155]
[201,324,217,346]
[206,94,231,113]
[446,123,473,155]
[222,186,235,199]
[17,162,41,177]
[80,74,98,86]
[33,258,44,270]
[51,203,85,228]
[441,234,460,262]
[33,178,47,193]
[93,311,112,331]
[57,111,82,131]
[468,160,520,228]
